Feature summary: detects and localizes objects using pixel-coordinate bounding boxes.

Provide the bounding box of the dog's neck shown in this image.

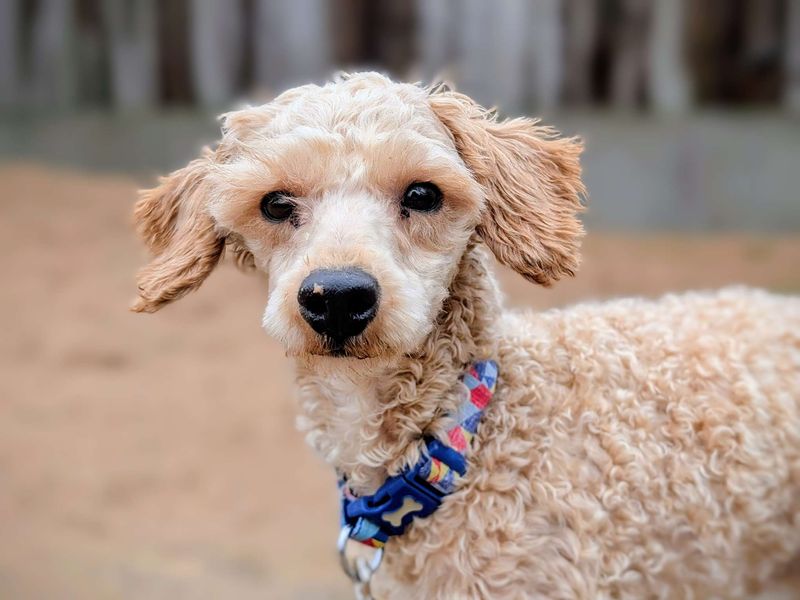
[294,240,501,494]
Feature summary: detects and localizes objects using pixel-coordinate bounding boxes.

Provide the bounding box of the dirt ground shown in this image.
[0,164,798,599]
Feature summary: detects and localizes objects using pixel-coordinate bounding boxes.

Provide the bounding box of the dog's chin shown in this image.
[292,347,397,377]
[286,334,410,370]
[309,347,375,360]
[276,321,433,368]
[295,342,390,361]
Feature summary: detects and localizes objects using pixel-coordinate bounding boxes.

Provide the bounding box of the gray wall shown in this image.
[1,111,797,231]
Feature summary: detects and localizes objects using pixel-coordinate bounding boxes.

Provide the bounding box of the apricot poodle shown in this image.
[133,73,800,599]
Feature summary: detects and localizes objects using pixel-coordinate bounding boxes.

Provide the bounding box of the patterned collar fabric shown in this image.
[339,360,499,548]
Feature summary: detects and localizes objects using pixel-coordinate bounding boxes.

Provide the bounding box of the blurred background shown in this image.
[0,1,798,599]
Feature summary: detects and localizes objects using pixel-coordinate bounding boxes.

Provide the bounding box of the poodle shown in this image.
[132,72,800,599]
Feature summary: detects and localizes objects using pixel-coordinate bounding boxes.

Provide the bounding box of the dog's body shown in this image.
[133,73,800,598]
[301,244,800,599]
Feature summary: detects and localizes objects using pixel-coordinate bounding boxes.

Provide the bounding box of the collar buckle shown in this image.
[342,452,446,540]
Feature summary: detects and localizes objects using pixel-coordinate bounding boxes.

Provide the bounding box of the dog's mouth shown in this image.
[314,350,372,360]
[286,334,380,360]
[319,336,376,360]
[327,344,354,358]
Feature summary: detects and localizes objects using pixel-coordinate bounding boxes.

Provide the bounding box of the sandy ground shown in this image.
[0,163,798,599]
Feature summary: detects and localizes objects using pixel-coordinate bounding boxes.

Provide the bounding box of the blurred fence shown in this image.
[1,0,799,114]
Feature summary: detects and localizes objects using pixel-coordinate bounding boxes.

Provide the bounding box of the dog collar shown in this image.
[338,359,499,552]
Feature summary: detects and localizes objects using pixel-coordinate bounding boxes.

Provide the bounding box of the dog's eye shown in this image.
[401,182,443,213]
[260,192,295,223]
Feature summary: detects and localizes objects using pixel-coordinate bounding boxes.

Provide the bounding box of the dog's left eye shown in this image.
[401,182,443,213]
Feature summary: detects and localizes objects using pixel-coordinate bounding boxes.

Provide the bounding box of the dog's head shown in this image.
[133,72,584,360]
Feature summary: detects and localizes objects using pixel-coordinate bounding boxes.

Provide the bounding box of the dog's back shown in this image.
[379,288,800,599]
[487,287,800,597]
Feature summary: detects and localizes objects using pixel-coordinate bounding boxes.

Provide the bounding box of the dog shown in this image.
[133,72,800,599]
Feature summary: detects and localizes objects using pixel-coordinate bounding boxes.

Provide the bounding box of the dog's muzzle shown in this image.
[297,268,380,346]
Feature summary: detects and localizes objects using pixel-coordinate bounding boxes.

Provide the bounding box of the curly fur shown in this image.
[132,150,224,312]
[428,91,586,286]
[368,270,800,599]
[132,72,800,598]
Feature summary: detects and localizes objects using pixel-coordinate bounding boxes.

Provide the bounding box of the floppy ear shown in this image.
[428,89,586,286]
[132,150,225,313]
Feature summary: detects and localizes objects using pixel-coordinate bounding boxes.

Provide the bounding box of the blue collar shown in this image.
[339,359,499,549]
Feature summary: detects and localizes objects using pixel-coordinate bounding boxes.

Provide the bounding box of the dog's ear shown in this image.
[428,89,585,285]
[132,150,225,312]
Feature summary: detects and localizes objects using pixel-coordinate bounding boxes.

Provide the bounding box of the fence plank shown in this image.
[417,0,456,82]
[0,0,20,107]
[564,0,598,105]
[611,0,651,108]
[253,0,330,93]
[648,0,691,112]
[102,0,158,111]
[458,0,525,112]
[786,0,800,112]
[190,0,244,106]
[30,0,78,108]
[528,0,563,111]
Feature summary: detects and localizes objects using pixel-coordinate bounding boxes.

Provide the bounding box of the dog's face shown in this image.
[210,76,486,360]
[133,73,585,362]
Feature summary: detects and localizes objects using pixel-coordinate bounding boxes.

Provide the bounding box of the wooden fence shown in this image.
[1,0,799,113]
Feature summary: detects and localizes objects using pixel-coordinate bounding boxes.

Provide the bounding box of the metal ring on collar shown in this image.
[337,525,384,584]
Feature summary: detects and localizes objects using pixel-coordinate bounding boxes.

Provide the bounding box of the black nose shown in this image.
[297,268,380,344]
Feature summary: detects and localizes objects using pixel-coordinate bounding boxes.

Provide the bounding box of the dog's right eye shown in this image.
[260,192,295,223]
